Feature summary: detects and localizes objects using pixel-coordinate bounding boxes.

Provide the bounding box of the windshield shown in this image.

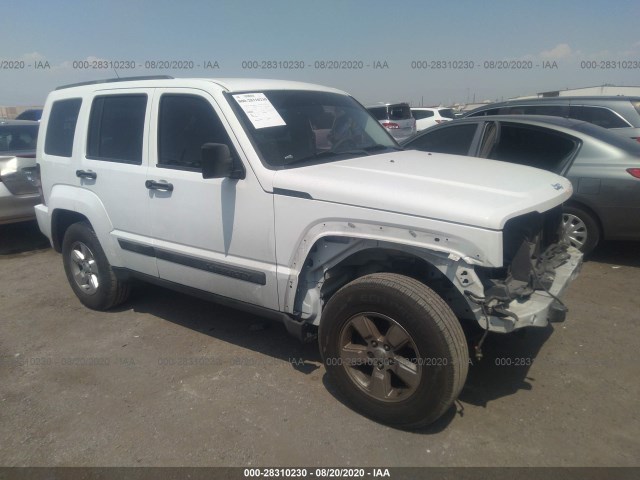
[0,124,39,152]
[227,90,398,168]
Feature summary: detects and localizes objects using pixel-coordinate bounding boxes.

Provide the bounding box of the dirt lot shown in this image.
[0,221,638,467]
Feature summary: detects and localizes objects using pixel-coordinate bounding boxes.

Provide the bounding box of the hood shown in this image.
[272,150,572,230]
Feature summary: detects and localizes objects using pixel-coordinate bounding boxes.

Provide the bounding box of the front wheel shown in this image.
[319,273,469,429]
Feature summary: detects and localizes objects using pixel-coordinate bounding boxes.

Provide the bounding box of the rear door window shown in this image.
[87,94,147,164]
[406,123,478,155]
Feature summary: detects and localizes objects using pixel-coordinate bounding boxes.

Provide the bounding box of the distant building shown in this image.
[512,85,640,99]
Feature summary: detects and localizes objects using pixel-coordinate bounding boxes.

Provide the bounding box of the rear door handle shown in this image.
[145,180,174,192]
[76,170,97,180]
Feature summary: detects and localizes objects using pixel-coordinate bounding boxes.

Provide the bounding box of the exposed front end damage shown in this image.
[285,205,581,340]
[472,205,583,333]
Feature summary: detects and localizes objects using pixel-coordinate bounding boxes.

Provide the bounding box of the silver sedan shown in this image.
[0,120,40,224]
[402,115,640,255]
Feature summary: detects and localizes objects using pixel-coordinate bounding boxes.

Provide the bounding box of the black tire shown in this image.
[61,221,130,310]
[562,205,600,255]
[319,273,468,429]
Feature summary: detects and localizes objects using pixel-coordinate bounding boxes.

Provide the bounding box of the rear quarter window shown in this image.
[489,124,578,172]
[569,106,630,129]
[44,98,82,157]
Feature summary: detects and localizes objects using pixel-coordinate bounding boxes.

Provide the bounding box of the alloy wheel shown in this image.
[68,241,100,295]
[562,213,588,250]
[338,312,422,403]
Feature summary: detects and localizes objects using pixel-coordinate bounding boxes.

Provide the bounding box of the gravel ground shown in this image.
[0,221,638,467]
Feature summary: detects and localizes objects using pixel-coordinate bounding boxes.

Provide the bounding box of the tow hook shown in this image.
[474,330,488,362]
[464,290,491,361]
[464,290,519,362]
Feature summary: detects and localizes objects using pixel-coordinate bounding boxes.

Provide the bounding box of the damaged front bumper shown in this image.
[473,246,583,333]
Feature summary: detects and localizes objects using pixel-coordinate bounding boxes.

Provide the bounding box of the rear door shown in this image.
[77,89,157,276]
[566,135,640,240]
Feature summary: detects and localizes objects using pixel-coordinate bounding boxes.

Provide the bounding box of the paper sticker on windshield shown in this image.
[233,93,286,129]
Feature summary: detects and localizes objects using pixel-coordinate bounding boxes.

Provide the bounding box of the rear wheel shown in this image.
[562,206,600,255]
[319,273,468,428]
[62,221,130,310]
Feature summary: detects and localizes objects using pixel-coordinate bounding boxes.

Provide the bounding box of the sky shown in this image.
[1,0,639,106]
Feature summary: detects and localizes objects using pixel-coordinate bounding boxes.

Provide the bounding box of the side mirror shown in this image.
[201,143,244,179]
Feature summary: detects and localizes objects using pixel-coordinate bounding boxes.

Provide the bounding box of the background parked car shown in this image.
[402,115,640,254]
[464,96,640,141]
[0,120,40,224]
[366,102,416,142]
[411,107,455,131]
[15,108,43,122]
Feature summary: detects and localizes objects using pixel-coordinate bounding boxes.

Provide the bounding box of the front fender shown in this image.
[277,218,500,317]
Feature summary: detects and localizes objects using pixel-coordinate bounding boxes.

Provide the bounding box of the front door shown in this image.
[146,89,279,310]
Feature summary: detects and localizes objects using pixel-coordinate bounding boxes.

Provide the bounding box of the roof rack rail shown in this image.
[55,75,174,90]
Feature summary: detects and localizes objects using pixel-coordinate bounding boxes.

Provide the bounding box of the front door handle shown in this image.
[76,169,97,180]
[145,180,174,192]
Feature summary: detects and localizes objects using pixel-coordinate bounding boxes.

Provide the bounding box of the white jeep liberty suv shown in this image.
[34,76,582,428]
